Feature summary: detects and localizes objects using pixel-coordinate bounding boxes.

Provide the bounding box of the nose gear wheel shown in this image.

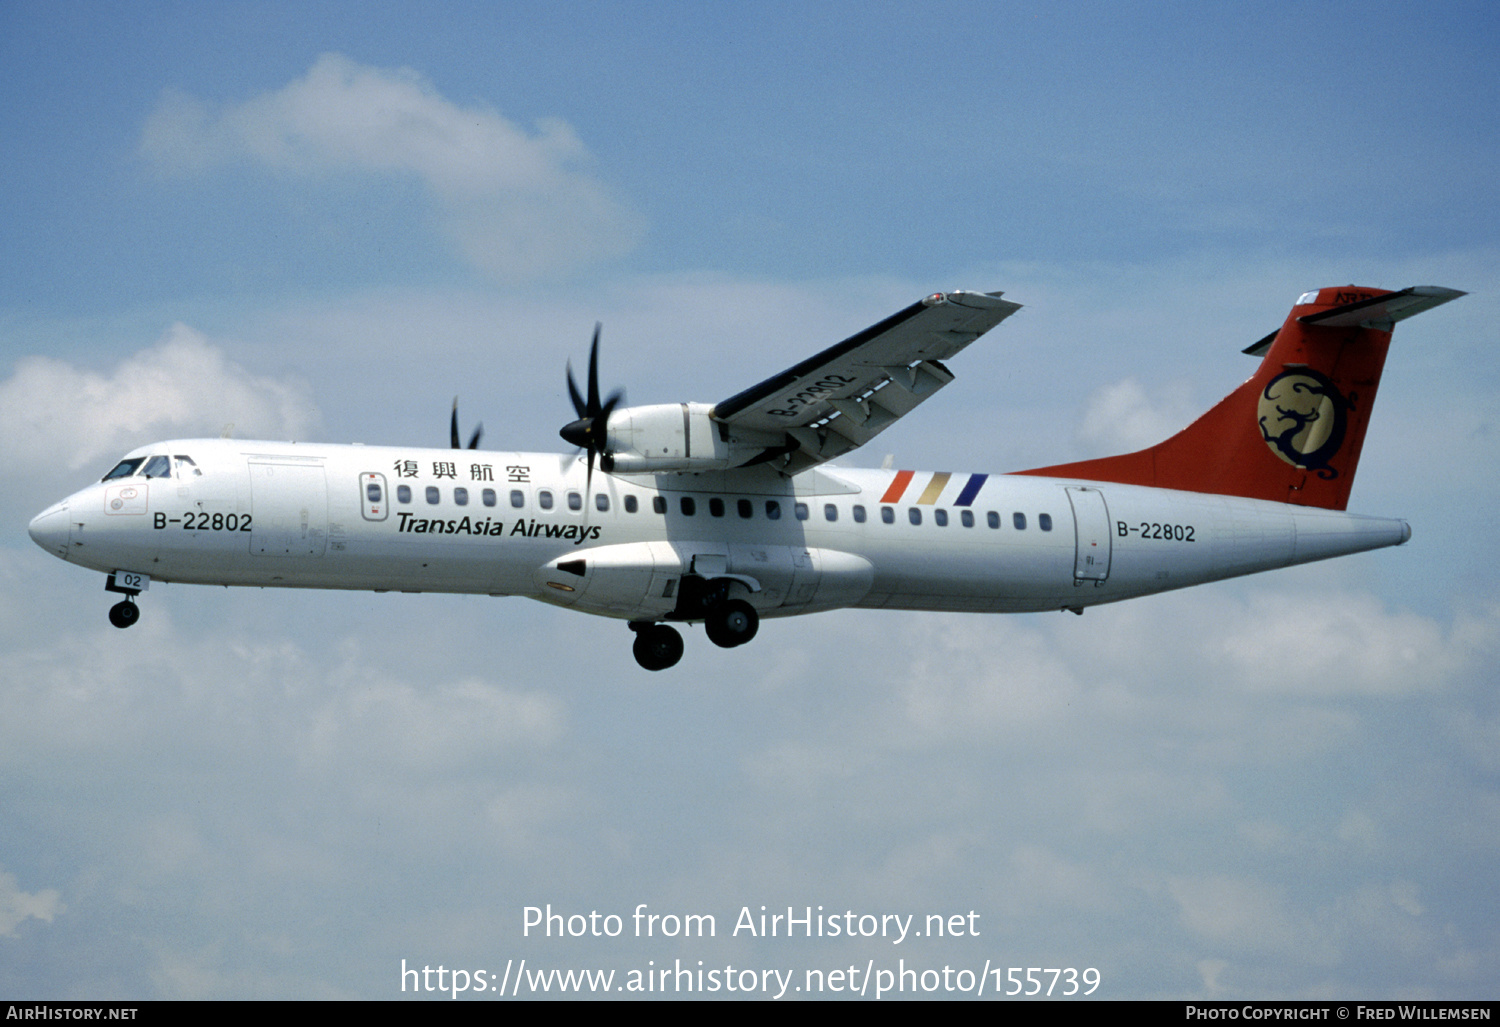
[108,599,139,629]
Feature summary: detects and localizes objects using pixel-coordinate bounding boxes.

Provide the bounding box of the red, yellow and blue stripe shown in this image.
[879,471,988,506]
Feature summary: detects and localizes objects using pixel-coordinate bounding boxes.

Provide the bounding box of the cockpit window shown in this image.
[102,458,145,482]
[174,455,202,477]
[140,455,171,479]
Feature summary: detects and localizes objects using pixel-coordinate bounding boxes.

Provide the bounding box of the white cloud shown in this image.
[0,324,319,477]
[1168,874,1338,965]
[303,676,566,774]
[139,54,644,279]
[1075,376,1203,455]
[1213,592,1478,697]
[895,616,1083,738]
[0,868,63,937]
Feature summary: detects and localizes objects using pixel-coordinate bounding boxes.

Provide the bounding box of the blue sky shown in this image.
[2,0,1497,1000]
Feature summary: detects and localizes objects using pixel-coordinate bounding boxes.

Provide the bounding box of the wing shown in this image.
[713,290,1020,474]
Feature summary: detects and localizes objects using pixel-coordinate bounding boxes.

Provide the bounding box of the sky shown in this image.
[2,0,1497,1001]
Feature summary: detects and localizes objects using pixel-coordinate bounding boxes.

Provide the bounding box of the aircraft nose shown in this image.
[28,502,72,560]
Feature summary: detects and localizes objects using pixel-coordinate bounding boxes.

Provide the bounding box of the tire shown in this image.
[632,624,684,670]
[705,599,758,648]
[108,601,140,629]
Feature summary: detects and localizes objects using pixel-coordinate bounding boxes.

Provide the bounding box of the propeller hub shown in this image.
[560,418,593,449]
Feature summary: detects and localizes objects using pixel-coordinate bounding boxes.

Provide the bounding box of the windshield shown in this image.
[101,453,181,481]
[101,458,145,481]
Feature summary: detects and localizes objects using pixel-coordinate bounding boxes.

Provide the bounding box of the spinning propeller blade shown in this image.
[560,323,624,493]
[450,398,482,450]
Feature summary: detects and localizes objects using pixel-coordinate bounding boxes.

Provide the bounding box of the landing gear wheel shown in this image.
[108,600,140,629]
[632,624,684,671]
[704,599,758,649]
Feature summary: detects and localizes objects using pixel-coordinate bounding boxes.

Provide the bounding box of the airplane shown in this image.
[28,283,1463,670]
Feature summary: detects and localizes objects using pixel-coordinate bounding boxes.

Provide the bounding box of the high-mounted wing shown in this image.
[713,290,1020,474]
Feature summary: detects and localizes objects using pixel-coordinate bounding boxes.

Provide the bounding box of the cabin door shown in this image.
[1067,486,1111,583]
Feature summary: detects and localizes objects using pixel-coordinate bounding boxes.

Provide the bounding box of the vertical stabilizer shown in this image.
[1015,285,1464,509]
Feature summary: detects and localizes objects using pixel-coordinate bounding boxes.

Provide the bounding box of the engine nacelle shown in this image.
[604,402,784,474]
[534,541,874,621]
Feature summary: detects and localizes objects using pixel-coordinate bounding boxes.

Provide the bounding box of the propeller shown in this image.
[450,398,482,450]
[560,323,624,493]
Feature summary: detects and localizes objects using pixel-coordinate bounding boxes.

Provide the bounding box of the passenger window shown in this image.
[454,487,469,506]
[934,509,948,527]
[397,485,412,504]
[567,492,582,511]
[624,495,638,513]
[765,501,782,520]
[853,505,867,523]
[539,490,553,510]
[961,510,975,528]
[738,499,753,519]
[510,490,524,508]
[881,507,895,524]
[987,511,1000,529]
[794,503,809,521]
[482,489,497,507]
[653,496,667,514]
[366,483,383,503]
[1039,513,1053,531]
[1013,512,1027,530]
[908,508,922,525]
[709,498,725,517]
[681,497,696,516]
[824,504,838,522]
[426,486,440,505]
[596,494,609,512]
[141,455,171,479]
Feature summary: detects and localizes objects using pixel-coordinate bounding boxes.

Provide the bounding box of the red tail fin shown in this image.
[1016,285,1464,510]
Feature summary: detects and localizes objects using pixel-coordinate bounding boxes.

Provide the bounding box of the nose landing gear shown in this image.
[104,571,146,629]
[108,599,140,629]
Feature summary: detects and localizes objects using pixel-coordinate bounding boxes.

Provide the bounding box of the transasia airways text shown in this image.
[394,512,602,544]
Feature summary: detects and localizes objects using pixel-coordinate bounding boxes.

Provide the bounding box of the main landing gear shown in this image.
[704,599,758,649]
[628,596,762,671]
[631,622,684,671]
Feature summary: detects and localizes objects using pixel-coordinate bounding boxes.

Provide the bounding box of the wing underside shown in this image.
[713,290,1020,474]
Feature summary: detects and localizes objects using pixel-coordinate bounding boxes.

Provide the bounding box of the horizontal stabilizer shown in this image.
[1298,285,1466,328]
[1243,286,1465,355]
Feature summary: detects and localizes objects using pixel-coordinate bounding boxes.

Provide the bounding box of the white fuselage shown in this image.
[29,438,1410,622]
